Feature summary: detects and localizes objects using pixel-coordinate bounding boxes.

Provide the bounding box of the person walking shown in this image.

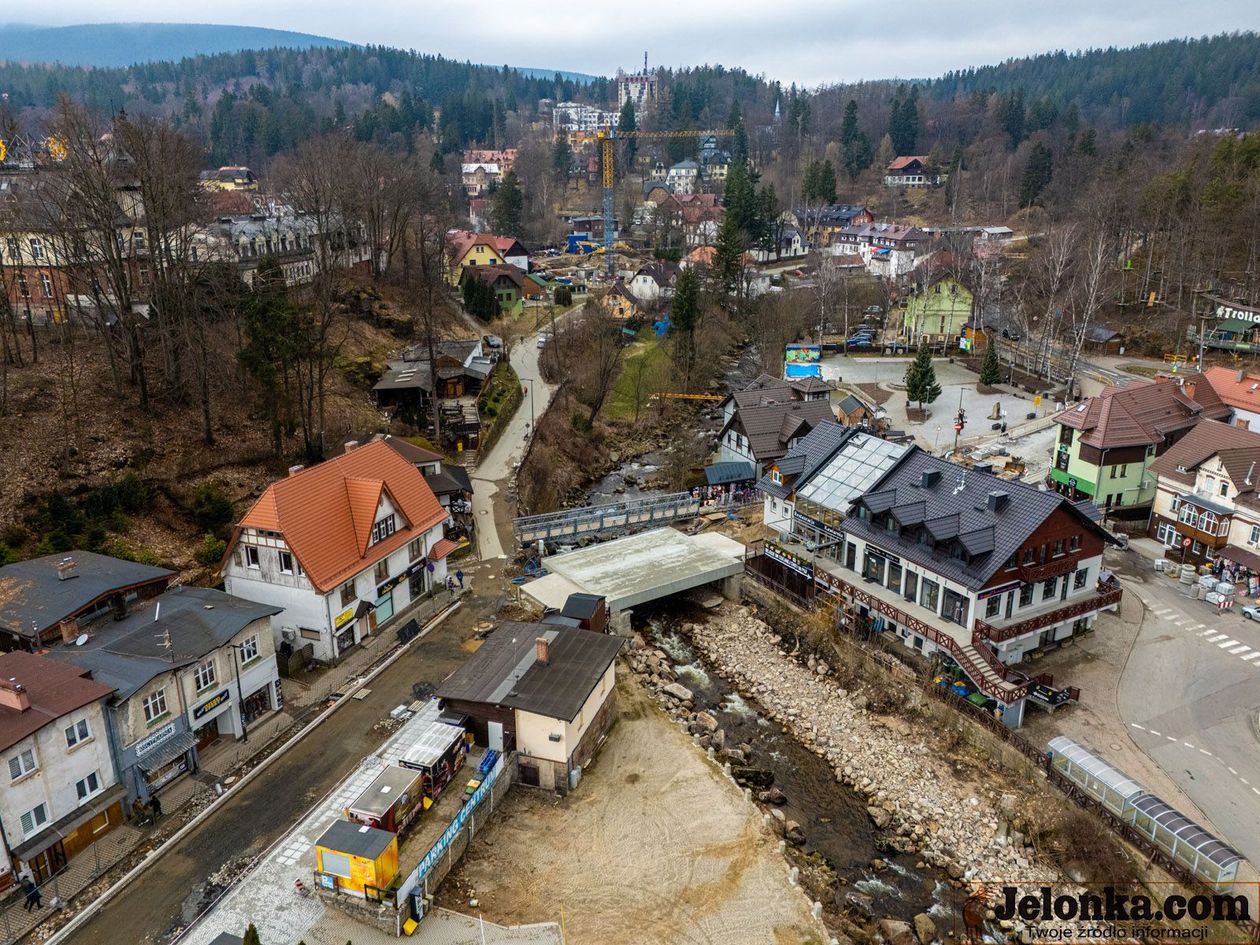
[149,794,163,821]
[455,569,465,589]
[22,878,40,912]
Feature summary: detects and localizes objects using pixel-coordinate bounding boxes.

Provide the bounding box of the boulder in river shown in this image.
[878,918,917,945]
[914,912,938,945]
[694,710,720,732]
[731,766,774,788]
[662,682,694,702]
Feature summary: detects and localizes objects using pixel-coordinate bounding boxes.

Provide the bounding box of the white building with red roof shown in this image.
[219,440,454,661]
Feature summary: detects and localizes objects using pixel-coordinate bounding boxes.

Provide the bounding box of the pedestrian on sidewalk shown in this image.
[149,794,163,821]
[22,878,41,912]
[455,569,465,589]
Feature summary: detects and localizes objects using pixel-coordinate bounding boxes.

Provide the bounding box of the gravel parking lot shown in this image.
[437,675,822,945]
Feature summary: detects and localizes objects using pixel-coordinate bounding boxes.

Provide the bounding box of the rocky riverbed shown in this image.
[626,602,1072,944]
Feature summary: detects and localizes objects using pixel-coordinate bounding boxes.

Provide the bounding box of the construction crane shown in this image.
[596,127,734,276]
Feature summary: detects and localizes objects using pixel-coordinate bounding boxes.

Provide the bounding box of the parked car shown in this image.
[1242,605,1260,622]
[864,305,884,315]
[845,339,874,351]
[537,334,549,349]
[483,334,503,350]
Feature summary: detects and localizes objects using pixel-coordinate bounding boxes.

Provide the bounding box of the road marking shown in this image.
[1244,653,1260,662]
[1167,735,1178,741]
[1150,608,1172,616]
[1229,767,1239,775]
[1130,723,1146,731]
[1252,787,1259,797]
[1186,623,1206,632]
[1205,632,1228,642]
[1216,638,1239,648]
[1200,748,1213,756]
[1148,729,1161,736]
[1183,742,1196,749]
[1229,645,1252,655]
[1199,629,1218,636]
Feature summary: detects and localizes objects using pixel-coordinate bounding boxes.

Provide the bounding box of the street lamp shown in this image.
[519,377,537,433]
[226,643,249,744]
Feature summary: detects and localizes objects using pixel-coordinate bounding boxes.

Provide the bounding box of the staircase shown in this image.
[957,642,1018,695]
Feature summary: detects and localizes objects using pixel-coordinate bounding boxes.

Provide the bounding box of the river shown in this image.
[640,608,962,929]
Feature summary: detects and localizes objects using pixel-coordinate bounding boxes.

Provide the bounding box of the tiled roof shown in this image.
[232,440,446,593]
[849,450,1111,590]
[0,652,115,753]
[887,155,928,171]
[1054,379,1229,449]
[1147,419,1260,493]
[725,399,836,463]
[1199,367,1260,414]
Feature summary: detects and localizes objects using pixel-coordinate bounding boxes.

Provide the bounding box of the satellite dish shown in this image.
[75,634,89,646]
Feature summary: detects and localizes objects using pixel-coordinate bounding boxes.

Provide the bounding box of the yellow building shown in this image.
[198,166,258,191]
[314,820,400,899]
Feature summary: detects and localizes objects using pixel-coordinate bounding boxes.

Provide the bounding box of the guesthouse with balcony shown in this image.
[751,448,1120,728]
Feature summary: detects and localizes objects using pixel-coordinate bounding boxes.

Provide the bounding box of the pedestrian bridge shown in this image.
[512,492,701,545]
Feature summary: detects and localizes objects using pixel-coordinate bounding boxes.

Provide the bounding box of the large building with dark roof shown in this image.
[754,445,1119,729]
[438,622,622,793]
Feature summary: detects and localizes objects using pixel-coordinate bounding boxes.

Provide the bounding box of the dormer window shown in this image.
[771,470,782,485]
[370,514,397,545]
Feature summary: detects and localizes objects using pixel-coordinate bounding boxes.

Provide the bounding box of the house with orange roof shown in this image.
[1189,367,1260,432]
[884,155,942,188]
[219,440,453,661]
[445,230,529,285]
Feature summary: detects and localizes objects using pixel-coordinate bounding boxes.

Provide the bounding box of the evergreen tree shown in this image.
[491,169,523,234]
[993,88,1027,149]
[840,99,873,181]
[1018,142,1053,207]
[730,118,749,166]
[552,135,572,182]
[904,346,942,410]
[617,100,636,162]
[711,215,747,294]
[671,267,703,385]
[243,924,262,945]
[802,159,837,204]
[888,86,920,155]
[979,341,1001,385]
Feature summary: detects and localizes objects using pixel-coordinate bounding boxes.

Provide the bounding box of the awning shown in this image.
[705,461,755,486]
[1219,544,1260,573]
[138,731,197,773]
[12,783,127,861]
[354,599,376,619]
[429,538,460,561]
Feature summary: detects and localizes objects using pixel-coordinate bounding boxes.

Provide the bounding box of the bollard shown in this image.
[812,901,823,919]
[743,788,751,801]
[707,747,715,759]
[778,840,787,854]
[788,866,799,886]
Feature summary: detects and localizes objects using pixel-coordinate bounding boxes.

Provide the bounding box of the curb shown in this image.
[43,599,463,945]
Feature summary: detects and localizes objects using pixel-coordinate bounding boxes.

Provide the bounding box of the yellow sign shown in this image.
[0,139,7,163]
[46,136,68,162]
[1033,394,1042,407]
[334,607,354,629]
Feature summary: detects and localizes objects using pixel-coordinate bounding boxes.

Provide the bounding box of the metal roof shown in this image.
[398,716,465,771]
[705,461,756,485]
[315,819,396,860]
[438,622,623,722]
[347,765,422,818]
[1130,794,1243,869]
[1048,736,1144,799]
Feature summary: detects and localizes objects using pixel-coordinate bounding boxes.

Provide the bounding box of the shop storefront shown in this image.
[191,687,233,750]
[13,784,127,883]
[1213,545,1260,598]
[131,721,197,797]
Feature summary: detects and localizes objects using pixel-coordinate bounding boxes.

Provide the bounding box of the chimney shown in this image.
[987,491,1010,513]
[535,637,550,665]
[110,593,127,621]
[920,469,941,488]
[1238,370,1247,384]
[60,618,79,645]
[974,462,993,474]
[0,678,30,712]
[55,556,79,581]
[344,440,358,451]
[288,464,305,477]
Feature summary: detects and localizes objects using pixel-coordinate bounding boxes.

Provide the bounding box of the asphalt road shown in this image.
[71,615,476,945]
[1112,549,1260,866]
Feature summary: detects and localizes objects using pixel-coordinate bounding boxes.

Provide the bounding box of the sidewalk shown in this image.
[0,585,467,945]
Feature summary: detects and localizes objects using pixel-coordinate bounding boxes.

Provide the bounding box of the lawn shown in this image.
[607,330,672,422]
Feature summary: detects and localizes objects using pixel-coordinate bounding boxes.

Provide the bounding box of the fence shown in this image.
[745,585,1260,934]
[393,751,517,912]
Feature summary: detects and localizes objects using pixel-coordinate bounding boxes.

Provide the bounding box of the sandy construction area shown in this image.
[438,674,823,945]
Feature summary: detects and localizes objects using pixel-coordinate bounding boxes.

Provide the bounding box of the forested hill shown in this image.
[0,23,352,68]
[925,33,1260,128]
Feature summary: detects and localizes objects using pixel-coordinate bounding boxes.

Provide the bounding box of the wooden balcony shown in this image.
[974,577,1123,643]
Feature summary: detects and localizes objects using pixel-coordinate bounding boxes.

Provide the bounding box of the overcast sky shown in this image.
[16,0,1260,86]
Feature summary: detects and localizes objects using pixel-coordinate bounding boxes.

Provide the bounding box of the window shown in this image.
[370,514,397,545]
[1220,481,1229,497]
[1053,539,1064,558]
[1022,548,1035,566]
[1019,584,1034,607]
[65,718,91,748]
[1250,525,1260,546]
[39,273,52,298]
[1005,554,1017,571]
[193,659,216,692]
[20,804,48,837]
[1069,534,1082,552]
[887,562,902,593]
[409,537,424,561]
[374,558,390,584]
[986,595,1001,618]
[919,578,940,613]
[771,470,782,485]
[1074,569,1088,590]
[8,748,36,780]
[238,634,259,664]
[340,580,356,607]
[75,771,102,801]
[1043,576,1058,598]
[278,551,294,574]
[903,571,917,602]
[28,238,43,259]
[245,546,260,569]
[143,688,168,723]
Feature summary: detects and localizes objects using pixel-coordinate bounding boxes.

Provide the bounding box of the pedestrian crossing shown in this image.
[1146,601,1260,670]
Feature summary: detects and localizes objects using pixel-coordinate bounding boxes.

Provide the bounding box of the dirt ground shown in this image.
[438,674,823,945]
